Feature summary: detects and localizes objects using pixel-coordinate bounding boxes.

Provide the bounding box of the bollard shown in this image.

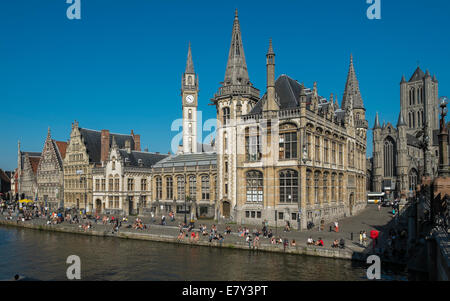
[351,232,353,241]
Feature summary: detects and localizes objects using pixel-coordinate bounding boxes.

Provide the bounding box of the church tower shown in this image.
[211,9,260,220]
[181,42,198,153]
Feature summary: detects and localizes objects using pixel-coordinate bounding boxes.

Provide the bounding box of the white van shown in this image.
[367,192,385,204]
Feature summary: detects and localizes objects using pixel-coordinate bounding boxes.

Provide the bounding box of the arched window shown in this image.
[409,169,418,191]
[201,176,210,200]
[177,176,185,200]
[166,177,173,200]
[384,137,397,177]
[417,111,421,127]
[114,175,119,191]
[189,176,196,200]
[246,171,263,203]
[188,75,193,85]
[279,170,298,203]
[155,177,162,199]
[223,107,230,125]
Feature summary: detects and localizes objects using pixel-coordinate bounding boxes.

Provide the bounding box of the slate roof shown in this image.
[153,153,217,168]
[79,128,135,163]
[0,169,10,183]
[409,67,425,82]
[117,150,168,168]
[250,75,326,114]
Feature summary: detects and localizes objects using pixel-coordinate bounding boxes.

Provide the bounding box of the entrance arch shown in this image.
[222,201,231,218]
[349,193,355,216]
[95,199,102,214]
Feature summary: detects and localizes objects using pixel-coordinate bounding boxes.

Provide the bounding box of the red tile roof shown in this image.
[29,157,40,174]
[54,140,68,159]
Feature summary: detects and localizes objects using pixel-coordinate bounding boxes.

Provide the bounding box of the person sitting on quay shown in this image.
[225,226,232,235]
[284,221,291,232]
[307,237,314,245]
[332,239,339,248]
[315,238,324,247]
[267,229,273,239]
[291,239,296,247]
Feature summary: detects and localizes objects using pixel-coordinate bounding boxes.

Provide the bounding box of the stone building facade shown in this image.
[93,138,167,215]
[371,67,441,199]
[63,121,141,212]
[211,11,368,229]
[150,153,217,219]
[36,128,67,209]
[17,141,41,200]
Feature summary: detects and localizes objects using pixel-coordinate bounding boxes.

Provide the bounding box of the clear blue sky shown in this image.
[1,0,449,171]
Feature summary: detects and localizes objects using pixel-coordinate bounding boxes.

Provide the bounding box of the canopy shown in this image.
[19,199,34,204]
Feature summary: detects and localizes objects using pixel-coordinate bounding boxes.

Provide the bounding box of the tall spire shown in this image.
[397,111,407,127]
[373,112,381,129]
[342,54,364,110]
[223,9,250,86]
[185,42,195,74]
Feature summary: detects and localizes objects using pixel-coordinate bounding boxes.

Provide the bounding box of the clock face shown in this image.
[185,95,194,104]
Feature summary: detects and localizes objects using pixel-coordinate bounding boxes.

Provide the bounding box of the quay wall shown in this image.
[0,220,368,262]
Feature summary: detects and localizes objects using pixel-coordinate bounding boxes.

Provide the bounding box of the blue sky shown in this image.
[0,0,449,171]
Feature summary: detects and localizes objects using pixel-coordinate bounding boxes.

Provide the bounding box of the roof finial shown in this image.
[267,38,274,55]
[235,8,238,18]
[185,42,195,74]
[47,126,51,138]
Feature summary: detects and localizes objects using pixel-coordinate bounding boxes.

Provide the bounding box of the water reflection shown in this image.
[0,227,404,281]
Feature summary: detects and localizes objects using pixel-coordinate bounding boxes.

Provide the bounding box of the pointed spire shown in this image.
[425,69,431,78]
[342,54,364,110]
[185,42,195,74]
[224,9,250,86]
[400,75,406,84]
[373,112,381,129]
[334,94,339,108]
[267,38,274,55]
[111,136,118,149]
[397,111,407,127]
[47,127,51,139]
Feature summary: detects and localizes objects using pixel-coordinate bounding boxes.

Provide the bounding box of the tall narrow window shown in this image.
[323,172,329,202]
[223,107,230,126]
[245,127,261,161]
[315,136,320,162]
[314,171,320,204]
[177,176,185,200]
[279,170,298,203]
[156,177,162,199]
[384,137,396,177]
[306,170,312,205]
[201,176,210,200]
[279,124,298,160]
[246,171,263,203]
[166,177,173,200]
[189,176,196,200]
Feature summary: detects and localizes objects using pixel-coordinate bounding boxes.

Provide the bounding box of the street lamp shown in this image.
[416,122,430,180]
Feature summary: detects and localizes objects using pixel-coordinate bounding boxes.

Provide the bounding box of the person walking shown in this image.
[359,231,363,245]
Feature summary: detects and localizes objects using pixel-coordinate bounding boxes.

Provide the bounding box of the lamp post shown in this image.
[416,122,430,180]
[438,96,449,176]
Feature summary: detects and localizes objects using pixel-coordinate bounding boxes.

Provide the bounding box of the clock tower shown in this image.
[181,42,198,153]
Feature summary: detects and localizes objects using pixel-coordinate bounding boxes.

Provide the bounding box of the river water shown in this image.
[0,226,407,281]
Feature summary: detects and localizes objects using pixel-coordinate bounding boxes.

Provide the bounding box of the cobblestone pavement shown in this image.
[1,204,403,256]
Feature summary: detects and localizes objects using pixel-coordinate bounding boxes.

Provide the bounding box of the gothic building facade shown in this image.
[17,141,41,200]
[93,138,167,215]
[212,11,368,229]
[371,67,441,198]
[63,121,142,212]
[36,128,67,209]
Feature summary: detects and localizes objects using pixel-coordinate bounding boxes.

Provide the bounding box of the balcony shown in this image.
[214,85,260,99]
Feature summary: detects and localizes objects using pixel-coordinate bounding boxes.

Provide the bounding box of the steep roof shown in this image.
[54,140,68,159]
[79,128,135,163]
[409,67,425,82]
[223,9,251,86]
[185,42,195,74]
[0,169,10,183]
[29,156,40,174]
[250,74,326,114]
[342,54,364,110]
[118,150,168,168]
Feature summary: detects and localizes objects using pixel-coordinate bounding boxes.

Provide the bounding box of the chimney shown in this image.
[101,130,110,162]
[134,134,141,151]
[125,139,132,154]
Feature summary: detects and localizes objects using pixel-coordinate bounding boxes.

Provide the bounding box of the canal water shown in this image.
[0,226,407,281]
